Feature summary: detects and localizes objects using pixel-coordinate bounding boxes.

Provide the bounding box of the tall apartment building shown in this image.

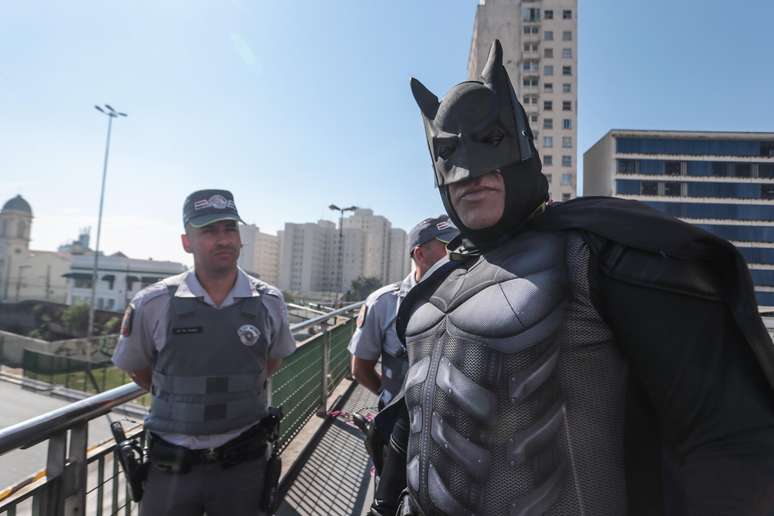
[468,0,578,201]
[387,228,409,283]
[278,210,410,298]
[238,224,280,285]
[342,209,391,287]
[584,130,774,310]
[277,220,338,296]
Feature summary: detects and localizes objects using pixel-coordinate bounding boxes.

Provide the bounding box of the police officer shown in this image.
[348,215,458,409]
[348,215,458,516]
[112,189,296,516]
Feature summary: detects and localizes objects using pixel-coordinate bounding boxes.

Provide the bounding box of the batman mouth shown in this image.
[450,171,504,204]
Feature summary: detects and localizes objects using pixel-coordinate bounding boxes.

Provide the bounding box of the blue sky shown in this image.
[1,0,772,265]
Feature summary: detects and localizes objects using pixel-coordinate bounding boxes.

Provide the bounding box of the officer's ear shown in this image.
[181,228,193,254]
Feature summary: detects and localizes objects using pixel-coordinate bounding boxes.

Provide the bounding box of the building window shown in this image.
[544,100,553,111]
[523,77,539,87]
[562,31,573,41]
[544,136,554,148]
[543,118,553,129]
[641,182,658,195]
[618,159,636,174]
[562,193,572,201]
[563,119,572,129]
[544,48,554,58]
[665,161,682,176]
[664,182,682,196]
[562,155,572,167]
[522,7,541,22]
[544,65,554,76]
[562,48,572,59]
[563,9,572,19]
[562,101,572,111]
[561,173,573,185]
[735,163,752,177]
[544,155,553,166]
[544,82,553,92]
[544,9,554,19]
[530,114,539,123]
[544,30,554,41]
[763,184,774,200]
[562,83,572,93]
[562,65,572,76]
[562,136,572,148]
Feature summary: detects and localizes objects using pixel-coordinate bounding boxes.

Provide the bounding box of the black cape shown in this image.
[528,196,774,392]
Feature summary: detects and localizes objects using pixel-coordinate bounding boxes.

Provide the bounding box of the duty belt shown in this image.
[148,423,267,473]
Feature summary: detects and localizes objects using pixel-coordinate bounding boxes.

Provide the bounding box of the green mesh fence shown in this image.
[272,318,356,453]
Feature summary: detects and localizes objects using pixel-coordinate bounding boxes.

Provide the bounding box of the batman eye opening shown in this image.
[434,138,458,160]
[438,144,456,160]
[481,128,505,147]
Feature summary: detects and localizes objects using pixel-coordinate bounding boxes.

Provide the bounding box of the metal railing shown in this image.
[0,301,363,516]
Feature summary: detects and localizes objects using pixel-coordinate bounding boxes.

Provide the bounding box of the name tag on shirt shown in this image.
[172,326,203,335]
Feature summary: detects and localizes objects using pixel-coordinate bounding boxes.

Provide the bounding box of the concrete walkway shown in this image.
[278,384,378,516]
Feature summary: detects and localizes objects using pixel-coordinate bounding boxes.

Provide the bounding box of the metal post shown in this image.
[63,422,88,515]
[40,430,67,516]
[87,114,113,338]
[337,212,343,306]
[317,320,331,417]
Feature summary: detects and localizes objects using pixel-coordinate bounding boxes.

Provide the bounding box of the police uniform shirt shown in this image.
[348,257,449,404]
[112,268,296,450]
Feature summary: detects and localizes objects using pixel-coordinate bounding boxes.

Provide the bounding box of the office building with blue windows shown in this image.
[584,130,774,310]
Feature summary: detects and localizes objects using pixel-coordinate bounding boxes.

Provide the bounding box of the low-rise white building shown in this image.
[66,252,187,312]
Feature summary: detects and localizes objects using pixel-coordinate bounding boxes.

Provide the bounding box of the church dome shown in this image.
[2,195,32,215]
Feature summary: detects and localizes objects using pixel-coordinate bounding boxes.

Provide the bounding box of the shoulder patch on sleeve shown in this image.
[356,304,367,328]
[120,304,135,337]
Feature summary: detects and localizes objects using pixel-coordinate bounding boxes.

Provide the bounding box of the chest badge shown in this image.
[238,324,261,346]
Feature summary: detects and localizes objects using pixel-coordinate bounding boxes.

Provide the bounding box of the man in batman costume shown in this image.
[371,40,774,516]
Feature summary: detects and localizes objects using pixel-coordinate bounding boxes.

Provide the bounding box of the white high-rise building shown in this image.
[387,228,409,283]
[238,224,280,286]
[468,0,578,201]
[277,220,338,296]
[342,209,391,287]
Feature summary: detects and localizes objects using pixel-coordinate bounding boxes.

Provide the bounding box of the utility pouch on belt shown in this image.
[148,436,193,474]
[110,421,149,502]
[259,406,283,513]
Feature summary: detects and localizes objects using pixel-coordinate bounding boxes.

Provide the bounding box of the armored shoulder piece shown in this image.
[584,232,722,301]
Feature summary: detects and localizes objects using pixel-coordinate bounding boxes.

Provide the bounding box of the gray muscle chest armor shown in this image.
[403,231,628,515]
[145,277,271,435]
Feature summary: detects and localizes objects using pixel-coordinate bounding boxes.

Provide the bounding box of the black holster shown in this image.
[111,421,149,502]
[259,406,283,513]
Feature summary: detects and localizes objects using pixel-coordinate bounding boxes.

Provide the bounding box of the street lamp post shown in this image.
[328,204,357,306]
[88,104,127,337]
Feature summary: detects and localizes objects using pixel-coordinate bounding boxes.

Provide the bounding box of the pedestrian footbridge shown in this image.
[0,302,379,516]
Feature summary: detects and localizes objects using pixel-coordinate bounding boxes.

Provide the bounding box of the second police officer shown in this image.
[348,215,459,516]
[112,189,296,516]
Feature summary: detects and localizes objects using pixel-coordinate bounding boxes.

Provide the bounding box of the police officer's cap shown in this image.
[408,215,459,254]
[183,189,245,228]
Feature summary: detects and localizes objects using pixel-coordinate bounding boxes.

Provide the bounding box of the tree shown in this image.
[61,303,90,337]
[345,276,383,302]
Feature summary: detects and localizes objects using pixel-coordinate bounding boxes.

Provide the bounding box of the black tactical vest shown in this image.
[145,277,271,436]
[402,231,628,515]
